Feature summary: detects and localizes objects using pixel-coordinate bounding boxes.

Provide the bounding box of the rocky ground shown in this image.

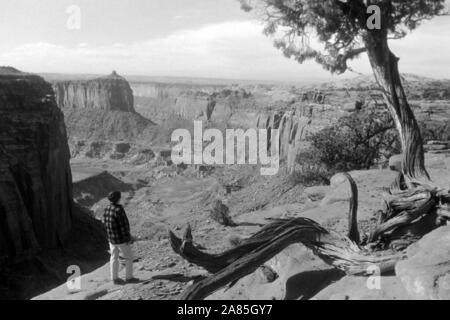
[28,72,450,300]
[33,150,450,300]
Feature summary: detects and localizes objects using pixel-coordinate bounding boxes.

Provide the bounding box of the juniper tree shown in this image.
[169,1,450,300]
[240,0,447,181]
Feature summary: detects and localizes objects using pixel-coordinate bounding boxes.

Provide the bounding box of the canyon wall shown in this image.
[131,81,224,99]
[52,72,154,141]
[0,67,73,265]
[53,71,134,112]
[131,79,348,170]
[173,89,255,123]
[131,82,226,123]
[133,84,260,128]
[52,72,449,169]
[257,104,349,171]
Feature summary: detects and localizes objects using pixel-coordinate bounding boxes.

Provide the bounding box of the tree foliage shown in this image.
[170,1,450,300]
[239,0,448,74]
[308,106,400,171]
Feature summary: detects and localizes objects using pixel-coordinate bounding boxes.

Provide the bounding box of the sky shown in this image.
[1,0,450,82]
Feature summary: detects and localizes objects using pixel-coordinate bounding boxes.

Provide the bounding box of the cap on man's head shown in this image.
[108,191,121,203]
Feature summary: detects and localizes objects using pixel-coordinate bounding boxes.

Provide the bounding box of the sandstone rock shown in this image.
[130,81,228,123]
[303,186,329,201]
[389,154,403,172]
[320,188,352,206]
[330,172,348,187]
[53,72,154,141]
[131,81,220,99]
[174,92,210,120]
[73,171,132,208]
[320,173,352,206]
[172,89,254,123]
[256,111,310,173]
[53,71,134,112]
[342,102,357,112]
[312,275,411,300]
[65,109,153,141]
[396,226,450,300]
[0,67,73,264]
[208,244,343,300]
[256,102,348,173]
[424,144,448,151]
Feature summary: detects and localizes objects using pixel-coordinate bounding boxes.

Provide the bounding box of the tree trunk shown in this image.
[363,32,430,182]
[170,32,447,301]
[172,218,403,300]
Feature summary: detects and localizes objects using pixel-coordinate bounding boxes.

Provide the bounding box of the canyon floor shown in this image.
[25,73,450,300]
[33,151,450,300]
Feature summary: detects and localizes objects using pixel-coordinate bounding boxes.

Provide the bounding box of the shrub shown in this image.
[308,106,401,171]
[419,120,450,142]
[422,89,441,100]
[290,149,332,186]
[209,200,236,227]
[227,234,244,247]
[442,89,450,100]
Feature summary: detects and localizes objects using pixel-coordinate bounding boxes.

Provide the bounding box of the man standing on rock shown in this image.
[102,191,139,284]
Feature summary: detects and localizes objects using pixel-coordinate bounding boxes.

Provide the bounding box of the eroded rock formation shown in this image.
[173,89,254,124]
[133,84,257,126]
[52,71,154,141]
[396,225,450,300]
[53,71,134,112]
[256,104,349,171]
[0,67,73,265]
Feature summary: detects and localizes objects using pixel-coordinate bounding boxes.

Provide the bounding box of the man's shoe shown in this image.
[113,279,125,285]
[125,277,140,284]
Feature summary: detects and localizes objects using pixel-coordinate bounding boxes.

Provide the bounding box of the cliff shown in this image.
[0,67,73,265]
[131,82,222,123]
[132,82,258,126]
[131,81,225,99]
[53,71,134,112]
[52,71,154,141]
[171,89,256,124]
[257,103,349,171]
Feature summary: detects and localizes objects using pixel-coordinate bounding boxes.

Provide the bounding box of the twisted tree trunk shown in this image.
[171,175,448,300]
[363,31,430,182]
[170,174,405,300]
[171,217,404,300]
[170,31,450,300]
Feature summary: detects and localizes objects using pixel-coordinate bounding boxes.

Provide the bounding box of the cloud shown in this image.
[1,18,449,81]
[388,17,450,79]
[0,20,334,81]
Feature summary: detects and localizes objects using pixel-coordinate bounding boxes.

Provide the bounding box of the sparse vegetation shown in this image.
[308,107,401,171]
[289,163,331,187]
[172,0,450,300]
[209,200,236,227]
[419,120,450,142]
[290,149,331,186]
[227,234,244,247]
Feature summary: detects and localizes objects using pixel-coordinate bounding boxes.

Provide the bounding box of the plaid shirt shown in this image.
[102,203,131,244]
